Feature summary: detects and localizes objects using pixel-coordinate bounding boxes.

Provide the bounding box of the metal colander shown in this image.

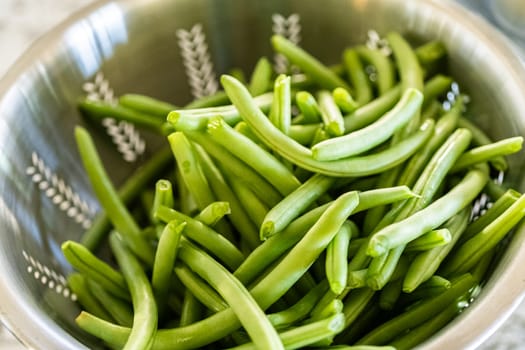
[1,0,525,349]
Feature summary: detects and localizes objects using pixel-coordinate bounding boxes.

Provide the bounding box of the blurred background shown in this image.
[0,0,524,349]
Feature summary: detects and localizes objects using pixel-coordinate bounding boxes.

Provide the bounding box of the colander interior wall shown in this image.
[1,0,525,349]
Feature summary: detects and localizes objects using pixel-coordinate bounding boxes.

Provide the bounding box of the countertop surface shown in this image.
[1,0,525,349]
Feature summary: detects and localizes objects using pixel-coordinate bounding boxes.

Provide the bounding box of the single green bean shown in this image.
[178,239,285,350]
[194,201,231,227]
[74,126,155,265]
[187,130,282,206]
[296,91,322,123]
[356,273,474,345]
[67,273,114,322]
[378,278,403,310]
[343,86,401,132]
[174,263,228,313]
[271,35,351,91]
[422,75,453,107]
[168,131,216,210]
[151,179,175,224]
[206,116,301,196]
[450,136,523,172]
[343,48,373,105]
[155,206,244,271]
[184,90,230,109]
[312,88,423,160]
[248,57,273,96]
[78,99,167,133]
[87,279,133,327]
[109,233,157,350]
[356,45,396,95]
[119,94,177,119]
[318,90,346,137]
[179,290,204,327]
[289,123,321,145]
[387,32,424,92]
[151,220,185,318]
[333,87,359,114]
[80,146,173,251]
[405,229,451,252]
[62,240,129,300]
[367,168,487,257]
[227,173,269,228]
[260,173,335,239]
[326,222,354,295]
[269,74,292,135]
[442,192,525,275]
[228,67,247,83]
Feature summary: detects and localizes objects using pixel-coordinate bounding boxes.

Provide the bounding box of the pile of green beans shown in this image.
[68,32,525,350]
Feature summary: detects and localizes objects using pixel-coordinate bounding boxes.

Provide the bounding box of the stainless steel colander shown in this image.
[1,0,525,349]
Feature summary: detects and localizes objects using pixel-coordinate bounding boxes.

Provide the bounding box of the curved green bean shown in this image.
[296,91,322,123]
[343,48,373,105]
[333,87,359,114]
[387,32,424,92]
[67,273,114,322]
[87,279,133,327]
[356,45,396,95]
[109,233,157,350]
[74,126,155,265]
[326,222,354,294]
[248,57,273,96]
[312,88,423,160]
[194,201,231,227]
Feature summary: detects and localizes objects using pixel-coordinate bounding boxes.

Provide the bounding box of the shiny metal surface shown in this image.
[0,0,525,349]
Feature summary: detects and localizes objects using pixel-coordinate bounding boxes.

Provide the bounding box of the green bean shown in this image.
[109,233,157,350]
[422,75,453,106]
[62,240,129,301]
[421,99,443,120]
[343,48,373,105]
[367,167,487,257]
[404,229,451,252]
[333,87,359,114]
[119,94,177,119]
[174,263,228,313]
[194,201,231,227]
[403,208,470,292]
[234,121,265,147]
[227,173,269,228]
[312,88,423,160]
[289,123,321,145]
[261,173,335,239]
[155,206,244,271]
[234,186,415,285]
[347,269,368,289]
[296,91,322,123]
[67,273,114,322]
[457,117,508,171]
[378,278,403,310]
[356,273,474,345]
[441,192,525,276]
[174,167,198,215]
[326,222,354,295]
[387,32,424,92]
[193,145,259,249]
[271,35,351,91]
[229,67,247,84]
[450,136,523,173]
[74,126,155,265]
[78,99,167,133]
[309,298,344,323]
[87,279,133,327]
[311,125,331,146]
[151,179,175,224]
[415,40,447,77]
[356,45,396,95]
[248,57,273,96]
[269,74,292,135]
[366,245,405,291]
[318,90,346,137]
[151,220,184,317]
[206,116,301,196]
[168,92,273,131]
[343,86,401,132]
[168,131,216,210]
[184,90,230,109]
[81,146,173,251]
[178,239,285,350]
[484,179,508,200]
[461,189,521,242]
[267,281,329,329]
